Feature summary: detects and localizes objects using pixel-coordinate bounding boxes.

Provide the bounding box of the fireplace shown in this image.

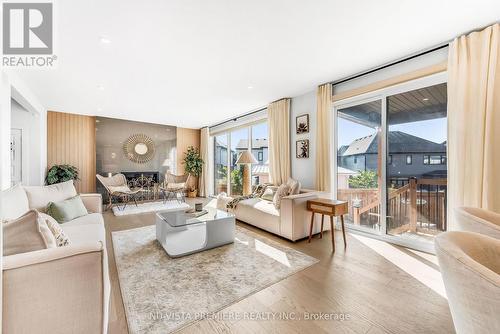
[122,171,160,185]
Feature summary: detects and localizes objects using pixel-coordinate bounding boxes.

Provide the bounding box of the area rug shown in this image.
[112,200,190,216]
[112,225,318,334]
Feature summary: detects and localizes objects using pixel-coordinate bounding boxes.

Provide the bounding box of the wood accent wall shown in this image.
[47,111,96,193]
[176,127,201,187]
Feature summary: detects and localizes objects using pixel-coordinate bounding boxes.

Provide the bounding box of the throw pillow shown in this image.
[252,183,269,197]
[273,183,291,209]
[40,213,71,247]
[0,183,30,221]
[3,210,56,256]
[286,177,301,195]
[24,180,77,213]
[46,195,89,223]
[261,187,276,201]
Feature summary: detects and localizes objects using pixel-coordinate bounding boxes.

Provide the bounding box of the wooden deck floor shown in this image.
[105,198,454,334]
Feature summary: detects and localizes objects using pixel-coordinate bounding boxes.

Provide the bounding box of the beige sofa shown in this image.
[217,189,329,241]
[1,181,110,334]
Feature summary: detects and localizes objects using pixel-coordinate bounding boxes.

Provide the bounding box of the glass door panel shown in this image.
[229,128,248,196]
[251,122,269,186]
[337,99,382,233]
[214,134,228,194]
[386,83,447,247]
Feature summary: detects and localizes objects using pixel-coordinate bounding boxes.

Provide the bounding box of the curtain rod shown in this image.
[208,106,267,129]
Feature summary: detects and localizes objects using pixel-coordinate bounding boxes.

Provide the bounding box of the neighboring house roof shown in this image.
[235,138,268,150]
[337,167,358,175]
[252,164,269,175]
[342,131,446,156]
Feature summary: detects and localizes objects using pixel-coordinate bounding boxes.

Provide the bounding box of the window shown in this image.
[353,156,358,164]
[406,155,412,165]
[388,155,393,164]
[251,122,269,186]
[424,155,444,165]
[212,121,268,196]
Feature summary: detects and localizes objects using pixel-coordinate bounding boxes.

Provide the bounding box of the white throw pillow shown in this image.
[24,180,77,213]
[3,210,56,256]
[273,183,291,209]
[286,177,301,195]
[1,183,30,221]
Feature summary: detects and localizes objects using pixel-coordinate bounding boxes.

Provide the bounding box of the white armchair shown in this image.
[435,231,500,334]
[454,207,500,239]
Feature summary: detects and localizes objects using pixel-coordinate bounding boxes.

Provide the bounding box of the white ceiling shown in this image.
[12,0,500,128]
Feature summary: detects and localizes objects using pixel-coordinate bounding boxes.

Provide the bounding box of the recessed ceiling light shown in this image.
[422,98,429,101]
[97,108,103,112]
[98,84,105,91]
[99,36,111,44]
[247,86,253,89]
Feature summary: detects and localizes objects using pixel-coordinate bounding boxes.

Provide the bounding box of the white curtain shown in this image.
[448,23,500,226]
[198,127,210,197]
[315,84,332,191]
[268,98,291,185]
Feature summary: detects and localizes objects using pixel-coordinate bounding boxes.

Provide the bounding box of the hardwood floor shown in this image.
[105,199,454,334]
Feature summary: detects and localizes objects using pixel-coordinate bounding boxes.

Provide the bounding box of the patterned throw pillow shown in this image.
[273,183,291,209]
[40,213,71,247]
[252,183,269,198]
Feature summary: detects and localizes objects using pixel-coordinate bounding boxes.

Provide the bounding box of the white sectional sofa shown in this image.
[217,189,329,241]
[1,181,110,334]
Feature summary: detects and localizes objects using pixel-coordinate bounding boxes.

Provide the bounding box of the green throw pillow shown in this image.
[46,195,88,223]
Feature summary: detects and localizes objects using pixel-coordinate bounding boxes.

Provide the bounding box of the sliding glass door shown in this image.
[336,98,383,234]
[334,74,447,251]
[385,83,447,248]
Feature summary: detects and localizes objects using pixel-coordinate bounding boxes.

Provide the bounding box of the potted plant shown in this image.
[45,164,79,185]
[182,146,204,197]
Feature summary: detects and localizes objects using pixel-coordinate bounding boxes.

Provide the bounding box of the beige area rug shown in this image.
[111,200,189,216]
[112,225,318,333]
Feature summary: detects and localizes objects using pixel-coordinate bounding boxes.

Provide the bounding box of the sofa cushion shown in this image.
[1,183,30,220]
[235,198,281,235]
[61,222,106,245]
[63,212,105,227]
[46,195,89,223]
[3,210,56,256]
[24,180,77,213]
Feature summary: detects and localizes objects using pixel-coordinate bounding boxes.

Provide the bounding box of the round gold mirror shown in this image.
[123,134,155,163]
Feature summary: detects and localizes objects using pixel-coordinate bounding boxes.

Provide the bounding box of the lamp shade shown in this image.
[236,151,258,164]
[162,158,172,167]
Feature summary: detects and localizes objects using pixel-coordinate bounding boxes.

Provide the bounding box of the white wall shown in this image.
[0,73,11,190]
[11,99,43,186]
[290,90,316,189]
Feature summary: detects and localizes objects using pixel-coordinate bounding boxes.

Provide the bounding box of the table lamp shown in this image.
[236,151,257,195]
